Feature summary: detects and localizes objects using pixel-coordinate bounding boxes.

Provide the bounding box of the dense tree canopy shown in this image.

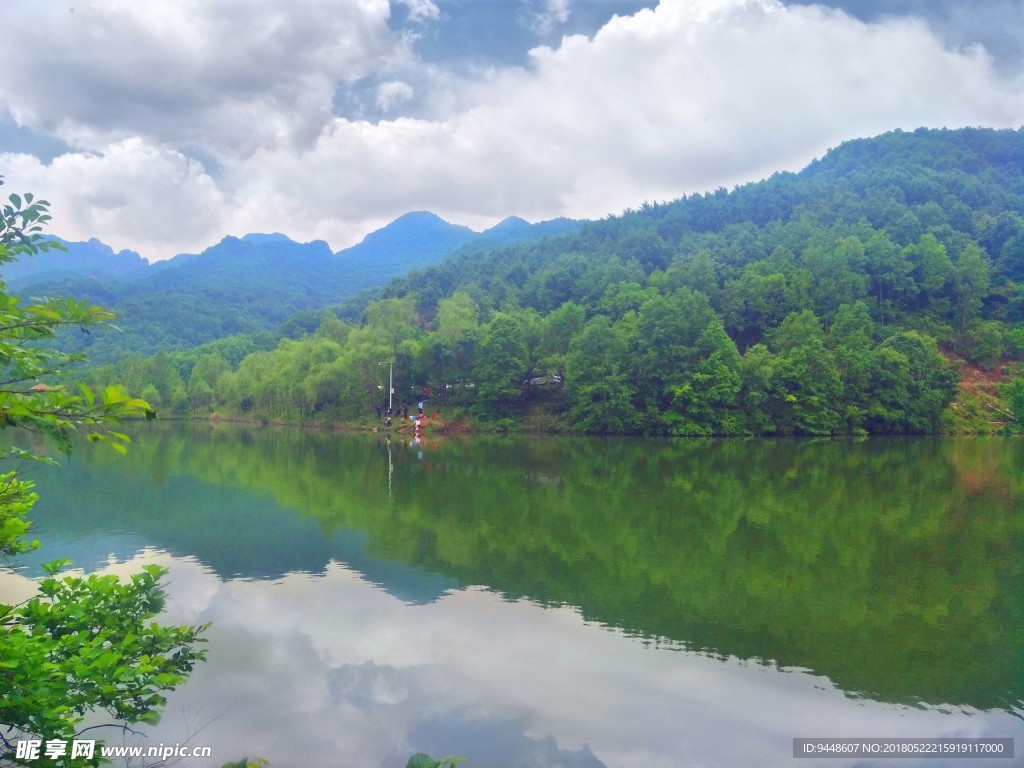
[75,127,1024,434]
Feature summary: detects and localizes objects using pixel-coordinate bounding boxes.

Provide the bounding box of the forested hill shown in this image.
[16,212,580,365]
[81,127,1024,435]
[380,127,1021,315]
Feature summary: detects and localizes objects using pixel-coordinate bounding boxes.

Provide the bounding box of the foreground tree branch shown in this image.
[0,179,207,767]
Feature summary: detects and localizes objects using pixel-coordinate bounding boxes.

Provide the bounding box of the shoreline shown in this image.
[138,413,1016,438]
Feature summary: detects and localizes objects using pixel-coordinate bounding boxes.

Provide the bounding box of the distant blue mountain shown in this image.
[349,211,477,259]
[5,237,149,290]
[10,211,581,364]
[334,211,479,290]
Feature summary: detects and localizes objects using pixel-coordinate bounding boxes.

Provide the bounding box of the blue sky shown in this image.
[1,0,1021,261]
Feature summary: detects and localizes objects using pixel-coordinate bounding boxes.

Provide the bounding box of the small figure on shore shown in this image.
[375,404,382,421]
[402,402,409,419]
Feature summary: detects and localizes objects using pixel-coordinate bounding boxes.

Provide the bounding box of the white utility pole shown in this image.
[378,361,393,411]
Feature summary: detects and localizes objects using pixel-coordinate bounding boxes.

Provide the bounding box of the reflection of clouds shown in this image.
[3,554,1022,768]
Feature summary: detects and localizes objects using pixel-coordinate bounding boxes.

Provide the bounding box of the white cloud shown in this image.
[376,80,416,112]
[523,0,573,35]
[2,0,1023,260]
[215,0,1024,253]
[1,140,226,260]
[0,0,406,158]
[395,0,441,24]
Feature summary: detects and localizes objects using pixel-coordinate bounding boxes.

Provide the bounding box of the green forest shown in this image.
[74,127,1024,435]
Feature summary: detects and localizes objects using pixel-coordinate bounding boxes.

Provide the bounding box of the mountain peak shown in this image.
[391,211,449,225]
[348,211,476,255]
[483,216,531,235]
[241,232,296,245]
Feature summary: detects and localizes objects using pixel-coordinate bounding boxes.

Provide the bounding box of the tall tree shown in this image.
[871,331,959,432]
[634,287,719,416]
[667,319,743,435]
[951,242,990,335]
[770,311,843,434]
[565,316,642,433]
[472,313,528,422]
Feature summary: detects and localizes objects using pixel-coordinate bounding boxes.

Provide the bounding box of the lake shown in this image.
[2,423,1022,767]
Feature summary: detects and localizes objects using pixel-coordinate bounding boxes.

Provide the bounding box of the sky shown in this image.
[0,0,1022,262]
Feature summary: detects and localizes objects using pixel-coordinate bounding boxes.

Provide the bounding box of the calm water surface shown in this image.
[2,424,1022,767]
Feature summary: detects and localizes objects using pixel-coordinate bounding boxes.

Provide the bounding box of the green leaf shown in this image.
[40,558,72,575]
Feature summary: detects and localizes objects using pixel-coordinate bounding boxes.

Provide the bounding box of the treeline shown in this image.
[75,128,1024,435]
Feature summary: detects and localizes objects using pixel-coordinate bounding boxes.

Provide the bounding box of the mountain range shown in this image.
[9,212,580,364]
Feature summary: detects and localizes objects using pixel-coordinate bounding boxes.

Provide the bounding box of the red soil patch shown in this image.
[940,348,1005,396]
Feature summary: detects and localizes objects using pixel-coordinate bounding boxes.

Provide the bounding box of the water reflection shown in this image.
[3,552,1018,768]
[4,424,1023,766]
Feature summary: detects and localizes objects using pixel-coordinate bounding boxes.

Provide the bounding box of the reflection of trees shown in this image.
[92,426,1023,711]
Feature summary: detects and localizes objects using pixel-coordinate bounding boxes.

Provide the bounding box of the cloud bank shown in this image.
[1,0,1021,260]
